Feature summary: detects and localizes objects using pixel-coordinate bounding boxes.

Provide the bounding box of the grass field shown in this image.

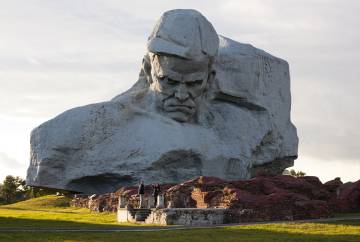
[0,195,125,229]
[0,195,359,242]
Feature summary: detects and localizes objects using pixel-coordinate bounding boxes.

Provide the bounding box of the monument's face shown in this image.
[150,54,209,122]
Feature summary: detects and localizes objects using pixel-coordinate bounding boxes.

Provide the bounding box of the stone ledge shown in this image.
[118,208,259,225]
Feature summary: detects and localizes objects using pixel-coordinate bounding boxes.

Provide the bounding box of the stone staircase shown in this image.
[129,208,152,222]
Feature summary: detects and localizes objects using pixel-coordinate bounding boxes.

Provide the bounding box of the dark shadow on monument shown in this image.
[146,149,203,184]
[66,173,134,194]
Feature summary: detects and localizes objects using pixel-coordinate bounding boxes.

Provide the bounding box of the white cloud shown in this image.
[293,155,360,183]
[0,152,26,183]
[0,152,22,168]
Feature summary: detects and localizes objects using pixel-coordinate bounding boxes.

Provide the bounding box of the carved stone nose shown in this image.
[175,84,189,101]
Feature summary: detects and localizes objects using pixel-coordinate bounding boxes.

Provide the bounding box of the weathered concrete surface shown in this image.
[27,9,298,194]
[147,9,219,61]
[118,207,229,225]
[144,208,226,225]
[120,206,323,225]
[118,208,137,223]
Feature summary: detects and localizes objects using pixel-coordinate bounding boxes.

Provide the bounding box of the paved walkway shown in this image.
[0,216,359,232]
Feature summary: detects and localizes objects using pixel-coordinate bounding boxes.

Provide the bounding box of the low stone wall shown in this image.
[118,208,261,225]
[118,208,226,225]
[146,208,226,225]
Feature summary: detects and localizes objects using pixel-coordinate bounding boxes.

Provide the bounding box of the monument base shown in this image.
[72,175,360,224]
[118,208,261,225]
[118,207,321,225]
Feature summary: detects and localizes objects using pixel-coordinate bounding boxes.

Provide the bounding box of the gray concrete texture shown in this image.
[26,9,298,193]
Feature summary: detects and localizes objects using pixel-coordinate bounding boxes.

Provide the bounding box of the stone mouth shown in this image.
[164,105,195,116]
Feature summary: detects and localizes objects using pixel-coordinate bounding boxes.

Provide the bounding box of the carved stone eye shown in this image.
[194,80,203,85]
[167,78,179,85]
[187,80,203,87]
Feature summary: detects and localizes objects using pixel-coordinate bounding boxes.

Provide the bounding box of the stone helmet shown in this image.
[147,9,219,61]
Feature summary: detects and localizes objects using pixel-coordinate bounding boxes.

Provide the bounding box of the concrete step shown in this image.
[130,209,152,221]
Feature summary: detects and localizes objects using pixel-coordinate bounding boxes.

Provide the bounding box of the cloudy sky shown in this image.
[1,0,359,183]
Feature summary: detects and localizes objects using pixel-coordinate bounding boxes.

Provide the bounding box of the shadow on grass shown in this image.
[0,224,359,242]
[0,207,82,214]
[0,216,139,230]
[335,212,360,218]
[315,219,360,226]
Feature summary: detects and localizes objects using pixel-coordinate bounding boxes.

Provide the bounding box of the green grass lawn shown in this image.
[0,195,359,242]
[0,195,125,229]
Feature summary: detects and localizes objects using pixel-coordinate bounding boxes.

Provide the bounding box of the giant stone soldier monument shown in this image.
[27,9,298,194]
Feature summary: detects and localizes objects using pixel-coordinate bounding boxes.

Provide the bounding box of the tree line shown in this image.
[0,175,55,205]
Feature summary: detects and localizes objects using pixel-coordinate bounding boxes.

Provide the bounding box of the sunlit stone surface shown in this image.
[27,9,298,193]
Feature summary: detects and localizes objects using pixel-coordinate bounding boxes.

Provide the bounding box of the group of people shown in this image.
[137,180,161,208]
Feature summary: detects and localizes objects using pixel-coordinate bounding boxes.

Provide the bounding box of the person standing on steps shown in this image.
[152,183,161,207]
[138,180,145,208]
